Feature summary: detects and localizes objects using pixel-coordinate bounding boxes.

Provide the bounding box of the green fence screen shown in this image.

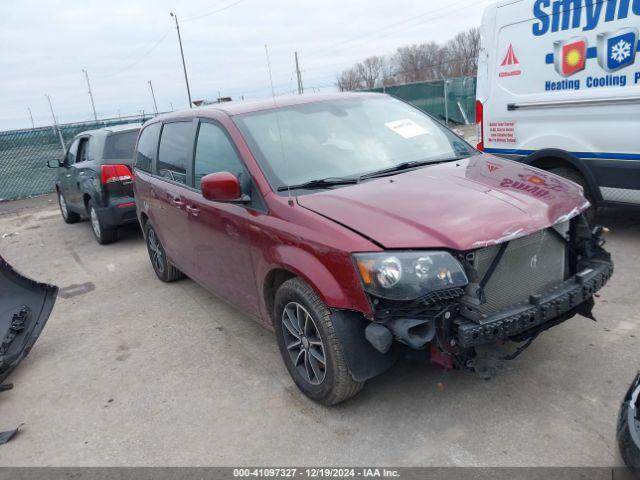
[0,115,156,202]
[369,76,476,125]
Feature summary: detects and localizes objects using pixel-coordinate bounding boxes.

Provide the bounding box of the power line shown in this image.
[183,0,248,22]
[305,0,484,58]
[98,29,171,79]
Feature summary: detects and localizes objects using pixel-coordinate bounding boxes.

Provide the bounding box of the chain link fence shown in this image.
[0,114,156,202]
[369,76,477,125]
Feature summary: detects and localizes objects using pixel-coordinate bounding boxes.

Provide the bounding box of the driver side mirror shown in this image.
[201,172,250,203]
[46,159,63,168]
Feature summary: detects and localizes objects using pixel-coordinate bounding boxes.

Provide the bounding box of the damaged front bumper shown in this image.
[358,217,614,378]
[454,257,613,348]
[0,256,58,385]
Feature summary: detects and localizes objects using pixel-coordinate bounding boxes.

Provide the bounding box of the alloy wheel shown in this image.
[281,302,327,385]
[147,228,165,274]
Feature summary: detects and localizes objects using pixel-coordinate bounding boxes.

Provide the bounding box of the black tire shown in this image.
[57,190,80,224]
[617,402,640,474]
[274,277,364,405]
[144,221,185,282]
[88,200,117,245]
[550,167,596,224]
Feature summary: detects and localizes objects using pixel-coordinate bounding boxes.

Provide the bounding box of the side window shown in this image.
[194,122,245,189]
[157,122,192,185]
[135,123,161,173]
[76,138,89,163]
[65,139,80,165]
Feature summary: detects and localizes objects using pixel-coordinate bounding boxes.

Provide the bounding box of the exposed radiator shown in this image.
[472,222,569,315]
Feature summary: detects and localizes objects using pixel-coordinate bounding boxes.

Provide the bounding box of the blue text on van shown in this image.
[533,0,640,36]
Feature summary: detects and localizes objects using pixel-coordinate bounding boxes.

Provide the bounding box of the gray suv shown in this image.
[47,124,140,244]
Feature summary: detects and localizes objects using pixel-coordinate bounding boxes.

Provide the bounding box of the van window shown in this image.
[194,122,245,189]
[158,122,192,185]
[135,123,161,173]
[104,130,138,160]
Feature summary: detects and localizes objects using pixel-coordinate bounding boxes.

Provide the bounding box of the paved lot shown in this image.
[0,194,638,467]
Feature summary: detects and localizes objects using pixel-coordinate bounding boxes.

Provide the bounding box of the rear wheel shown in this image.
[144,221,185,282]
[274,278,364,405]
[550,167,596,224]
[88,200,117,245]
[57,190,80,224]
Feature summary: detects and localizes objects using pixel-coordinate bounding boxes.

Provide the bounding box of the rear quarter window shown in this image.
[103,130,139,160]
[135,123,161,173]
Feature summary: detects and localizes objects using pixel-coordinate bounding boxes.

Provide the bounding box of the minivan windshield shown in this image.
[234,96,475,192]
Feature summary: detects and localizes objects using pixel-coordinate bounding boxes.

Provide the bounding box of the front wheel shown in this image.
[274,278,364,405]
[144,221,185,282]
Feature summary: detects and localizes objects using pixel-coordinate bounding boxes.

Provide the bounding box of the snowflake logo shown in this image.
[611,39,631,63]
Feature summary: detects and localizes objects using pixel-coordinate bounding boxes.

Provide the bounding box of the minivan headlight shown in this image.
[353,251,468,301]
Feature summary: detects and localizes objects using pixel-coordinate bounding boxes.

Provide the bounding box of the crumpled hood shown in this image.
[297,154,589,251]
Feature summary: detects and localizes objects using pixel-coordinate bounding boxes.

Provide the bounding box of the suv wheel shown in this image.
[88,200,117,245]
[550,167,596,224]
[274,278,364,405]
[144,221,185,282]
[57,190,80,224]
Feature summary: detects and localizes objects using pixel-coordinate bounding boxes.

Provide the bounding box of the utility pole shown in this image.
[45,94,66,152]
[148,80,159,114]
[27,107,35,128]
[294,51,304,94]
[170,12,192,108]
[82,69,98,121]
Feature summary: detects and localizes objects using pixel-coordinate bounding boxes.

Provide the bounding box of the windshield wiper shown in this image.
[358,156,471,181]
[277,177,358,192]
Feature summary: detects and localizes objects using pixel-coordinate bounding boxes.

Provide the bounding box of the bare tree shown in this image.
[336,67,362,92]
[355,56,387,89]
[443,27,481,77]
[338,27,481,87]
[394,42,441,83]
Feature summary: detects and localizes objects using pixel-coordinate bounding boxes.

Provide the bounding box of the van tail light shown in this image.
[101,164,133,184]
[475,100,484,152]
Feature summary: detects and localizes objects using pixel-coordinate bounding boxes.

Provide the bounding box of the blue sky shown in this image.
[0,0,489,130]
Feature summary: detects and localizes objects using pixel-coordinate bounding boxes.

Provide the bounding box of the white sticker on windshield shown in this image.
[385,119,430,139]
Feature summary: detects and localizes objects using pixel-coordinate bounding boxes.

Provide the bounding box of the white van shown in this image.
[476,0,640,212]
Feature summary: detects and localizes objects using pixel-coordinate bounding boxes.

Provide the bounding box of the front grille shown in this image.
[472,223,568,315]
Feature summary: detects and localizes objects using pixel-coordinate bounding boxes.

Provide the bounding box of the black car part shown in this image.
[0,256,58,386]
[618,373,640,476]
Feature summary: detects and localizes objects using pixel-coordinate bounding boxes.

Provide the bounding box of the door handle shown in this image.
[79,171,85,176]
[167,193,185,208]
[186,205,200,217]
[65,174,71,178]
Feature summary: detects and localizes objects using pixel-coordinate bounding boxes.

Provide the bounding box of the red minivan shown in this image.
[133,93,612,405]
